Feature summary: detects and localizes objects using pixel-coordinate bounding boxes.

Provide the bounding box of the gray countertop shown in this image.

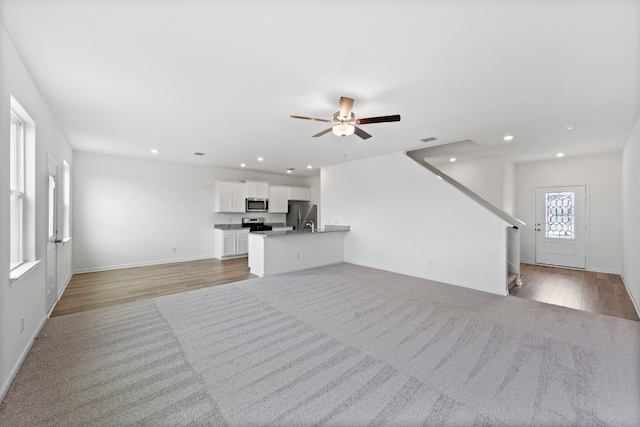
[214,223,286,230]
[249,225,350,237]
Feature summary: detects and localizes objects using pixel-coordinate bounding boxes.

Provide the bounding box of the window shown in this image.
[545,191,575,239]
[10,111,25,270]
[9,96,39,285]
[62,160,71,241]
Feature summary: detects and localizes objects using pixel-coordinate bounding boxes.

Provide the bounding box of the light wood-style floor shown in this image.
[510,263,639,321]
[51,258,255,317]
[52,259,639,322]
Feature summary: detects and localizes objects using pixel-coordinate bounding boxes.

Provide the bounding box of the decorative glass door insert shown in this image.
[544,191,575,239]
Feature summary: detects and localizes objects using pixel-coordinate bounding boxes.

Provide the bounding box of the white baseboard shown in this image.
[520,260,621,275]
[73,255,216,274]
[57,272,72,299]
[47,273,73,317]
[586,266,622,275]
[0,314,48,402]
[621,274,640,318]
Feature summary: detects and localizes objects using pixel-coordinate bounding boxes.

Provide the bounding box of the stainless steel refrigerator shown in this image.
[286,203,317,230]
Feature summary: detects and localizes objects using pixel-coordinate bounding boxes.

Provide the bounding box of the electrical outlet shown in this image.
[172,247,177,253]
[297,253,301,259]
[429,260,434,267]
[20,318,24,333]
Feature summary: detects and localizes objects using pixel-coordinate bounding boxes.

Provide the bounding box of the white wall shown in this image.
[622,115,640,313]
[73,151,313,272]
[321,152,511,295]
[438,156,504,208]
[0,23,73,398]
[516,153,622,273]
[502,159,516,215]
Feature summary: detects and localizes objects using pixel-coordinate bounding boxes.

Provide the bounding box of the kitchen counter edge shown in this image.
[214,223,286,230]
[249,225,350,237]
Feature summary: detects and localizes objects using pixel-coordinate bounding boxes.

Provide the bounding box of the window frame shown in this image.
[10,110,25,270]
[9,96,40,286]
[62,160,71,241]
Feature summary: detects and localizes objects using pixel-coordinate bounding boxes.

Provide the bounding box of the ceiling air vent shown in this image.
[420,137,437,143]
[193,152,206,156]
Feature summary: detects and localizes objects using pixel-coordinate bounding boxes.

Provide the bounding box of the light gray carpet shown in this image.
[1,263,639,426]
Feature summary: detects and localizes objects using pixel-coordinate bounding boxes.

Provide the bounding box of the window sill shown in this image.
[10,260,41,287]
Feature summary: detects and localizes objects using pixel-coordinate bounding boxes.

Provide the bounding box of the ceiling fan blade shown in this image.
[355,114,401,125]
[290,115,332,123]
[353,126,372,140]
[312,128,333,138]
[339,97,354,120]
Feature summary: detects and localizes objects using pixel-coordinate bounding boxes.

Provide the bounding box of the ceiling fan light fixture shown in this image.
[333,124,355,137]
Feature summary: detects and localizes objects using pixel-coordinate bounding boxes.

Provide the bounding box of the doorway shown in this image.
[46,158,58,313]
[535,185,586,269]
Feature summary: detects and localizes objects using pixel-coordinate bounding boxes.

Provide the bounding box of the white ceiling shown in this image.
[1,0,639,177]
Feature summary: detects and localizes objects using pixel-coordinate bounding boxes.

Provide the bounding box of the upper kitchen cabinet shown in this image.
[214,180,246,213]
[245,180,269,199]
[288,186,311,202]
[268,185,289,213]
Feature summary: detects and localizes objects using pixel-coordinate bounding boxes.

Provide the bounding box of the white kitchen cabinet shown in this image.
[222,232,237,257]
[232,182,246,212]
[214,180,246,213]
[245,180,269,199]
[236,228,249,255]
[214,228,249,259]
[287,186,311,202]
[288,186,300,201]
[299,187,311,201]
[268,185,289,213]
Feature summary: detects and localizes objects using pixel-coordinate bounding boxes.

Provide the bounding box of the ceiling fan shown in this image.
[290,96,401,139]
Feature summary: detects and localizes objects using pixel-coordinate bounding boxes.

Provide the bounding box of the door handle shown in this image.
[55,239,62,243]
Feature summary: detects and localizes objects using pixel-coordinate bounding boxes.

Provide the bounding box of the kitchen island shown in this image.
[248,226,350,277]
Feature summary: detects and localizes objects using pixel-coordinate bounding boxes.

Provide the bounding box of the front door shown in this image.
[535,185,586,269]
[46,159,58,312]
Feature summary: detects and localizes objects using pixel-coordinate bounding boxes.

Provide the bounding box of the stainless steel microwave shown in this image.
[246,198,268,212]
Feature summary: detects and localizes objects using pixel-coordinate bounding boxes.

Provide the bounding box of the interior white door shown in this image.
[46,159,59,312]
[535,185,586,269]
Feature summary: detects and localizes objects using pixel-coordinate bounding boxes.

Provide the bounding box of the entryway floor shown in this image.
[510,263,639,321]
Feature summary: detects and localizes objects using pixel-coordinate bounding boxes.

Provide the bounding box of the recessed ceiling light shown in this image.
[503,135,514,141]
[257,157,264,162]
[150,149,159,154]
[565,123,576,130]
[307,165,312,169]
[449,157,456,162]
[240,163,246,168]
[286,168,294,174]
[556,152,565,158]
[193,152,205,156]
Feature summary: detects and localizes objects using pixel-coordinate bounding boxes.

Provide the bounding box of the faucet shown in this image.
[305,221,315,232]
